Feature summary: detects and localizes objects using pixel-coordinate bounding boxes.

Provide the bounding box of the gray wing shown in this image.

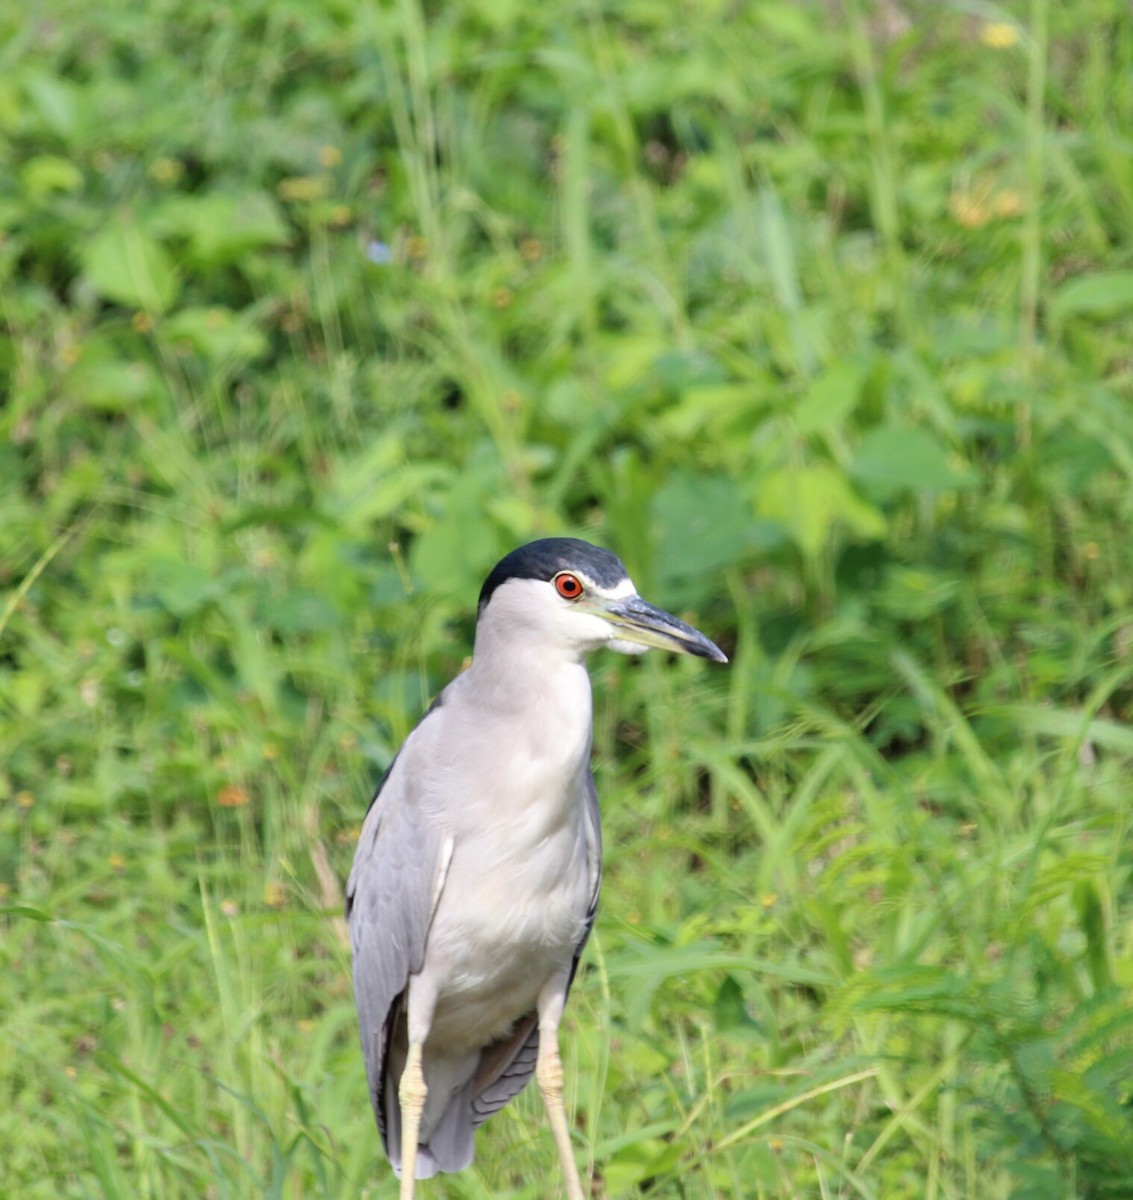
[567,770,603,988]
[470,770,603,1127]
[345,740,450,1143]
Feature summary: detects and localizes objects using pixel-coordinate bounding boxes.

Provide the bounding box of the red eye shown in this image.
[554,572,584,600]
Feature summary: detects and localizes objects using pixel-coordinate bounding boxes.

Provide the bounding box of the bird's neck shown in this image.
[466,626,594,773]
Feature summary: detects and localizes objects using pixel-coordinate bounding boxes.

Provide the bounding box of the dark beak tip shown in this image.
[612,596,728,665]
[684,632,728,664]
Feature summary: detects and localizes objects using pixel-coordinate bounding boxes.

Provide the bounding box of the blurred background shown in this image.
[3,0,1133,1196]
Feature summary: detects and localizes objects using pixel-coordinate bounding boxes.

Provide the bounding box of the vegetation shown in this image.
[3,0,1133,1195]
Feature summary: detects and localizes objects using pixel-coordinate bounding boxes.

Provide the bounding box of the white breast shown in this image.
[425,808,593,1049]
[408,657,599,1051]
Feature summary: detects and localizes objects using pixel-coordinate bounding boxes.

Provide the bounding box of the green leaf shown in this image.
[260,590,341,635]
[0,905,53,922]
[20,154,83,197]
[981,705,1133,755]
[410,500,500,598]
[1074,883,1113,992]
[1051,271,1133,320]
[756,184,802,313]
[151,191,290,267]
[757,464,886,559]
[850,425,977,499]
[82,220,179,313]
[67,351,164,414]
[651,348,729,393]
[161,306,268,363]
[605,942,834,987]
[875,566,961,620]
[21,72,78,140]
[712,974,763,1034]
[147,559,221,618]
[794,360,869,434]
[653,471,782,599]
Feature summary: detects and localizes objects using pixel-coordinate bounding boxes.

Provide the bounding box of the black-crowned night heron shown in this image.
[346,537,726,1199]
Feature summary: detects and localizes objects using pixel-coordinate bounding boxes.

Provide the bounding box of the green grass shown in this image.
[3,0,1133,1196]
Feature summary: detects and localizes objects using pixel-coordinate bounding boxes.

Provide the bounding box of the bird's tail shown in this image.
[384,1064,476,1178]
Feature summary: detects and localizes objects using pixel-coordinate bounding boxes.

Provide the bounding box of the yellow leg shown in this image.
[398,1042,427,1200]
[537,1014,586,1200]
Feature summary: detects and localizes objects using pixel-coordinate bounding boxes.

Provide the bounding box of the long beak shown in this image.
[600,595,728,663]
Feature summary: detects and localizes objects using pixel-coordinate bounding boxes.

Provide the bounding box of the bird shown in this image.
[346,537,727,1199]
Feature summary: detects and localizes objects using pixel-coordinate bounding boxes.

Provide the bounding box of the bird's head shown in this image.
[475,537,727,664]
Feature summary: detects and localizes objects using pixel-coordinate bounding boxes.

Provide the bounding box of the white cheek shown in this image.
[608,637,648,656]
[551,606,617,650]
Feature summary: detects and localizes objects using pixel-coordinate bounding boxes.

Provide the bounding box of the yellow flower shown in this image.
[981,22,1019,48]
[993,189,1024,218]
[149,157,184,184]
[949,191,989,229]
[278,176,327,203]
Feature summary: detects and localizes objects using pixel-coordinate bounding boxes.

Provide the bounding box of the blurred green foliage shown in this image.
[3,0,1133,1196]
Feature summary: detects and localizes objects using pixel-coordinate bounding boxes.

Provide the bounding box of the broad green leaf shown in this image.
[656,383,767,440]
[20,155,83,197]
[161,306,268,364]
[653,471,782,601]
[794,360,870,434]
[410,467,503,597]
[68,358,163,414]
[850,424,978,498]
[150,191,290,266]
[601,333,668,391]
[756,184,802,313]
[875,566,960,620]
[651,348,728,392]
[603,1138,681,1193]
[259,590,341,635]
[82,220,179,313]
[21,72,78,140]
[712,973,763,1033]
[757,464,886,559]
[1052,271,1133,320]
[147,559,220,618]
